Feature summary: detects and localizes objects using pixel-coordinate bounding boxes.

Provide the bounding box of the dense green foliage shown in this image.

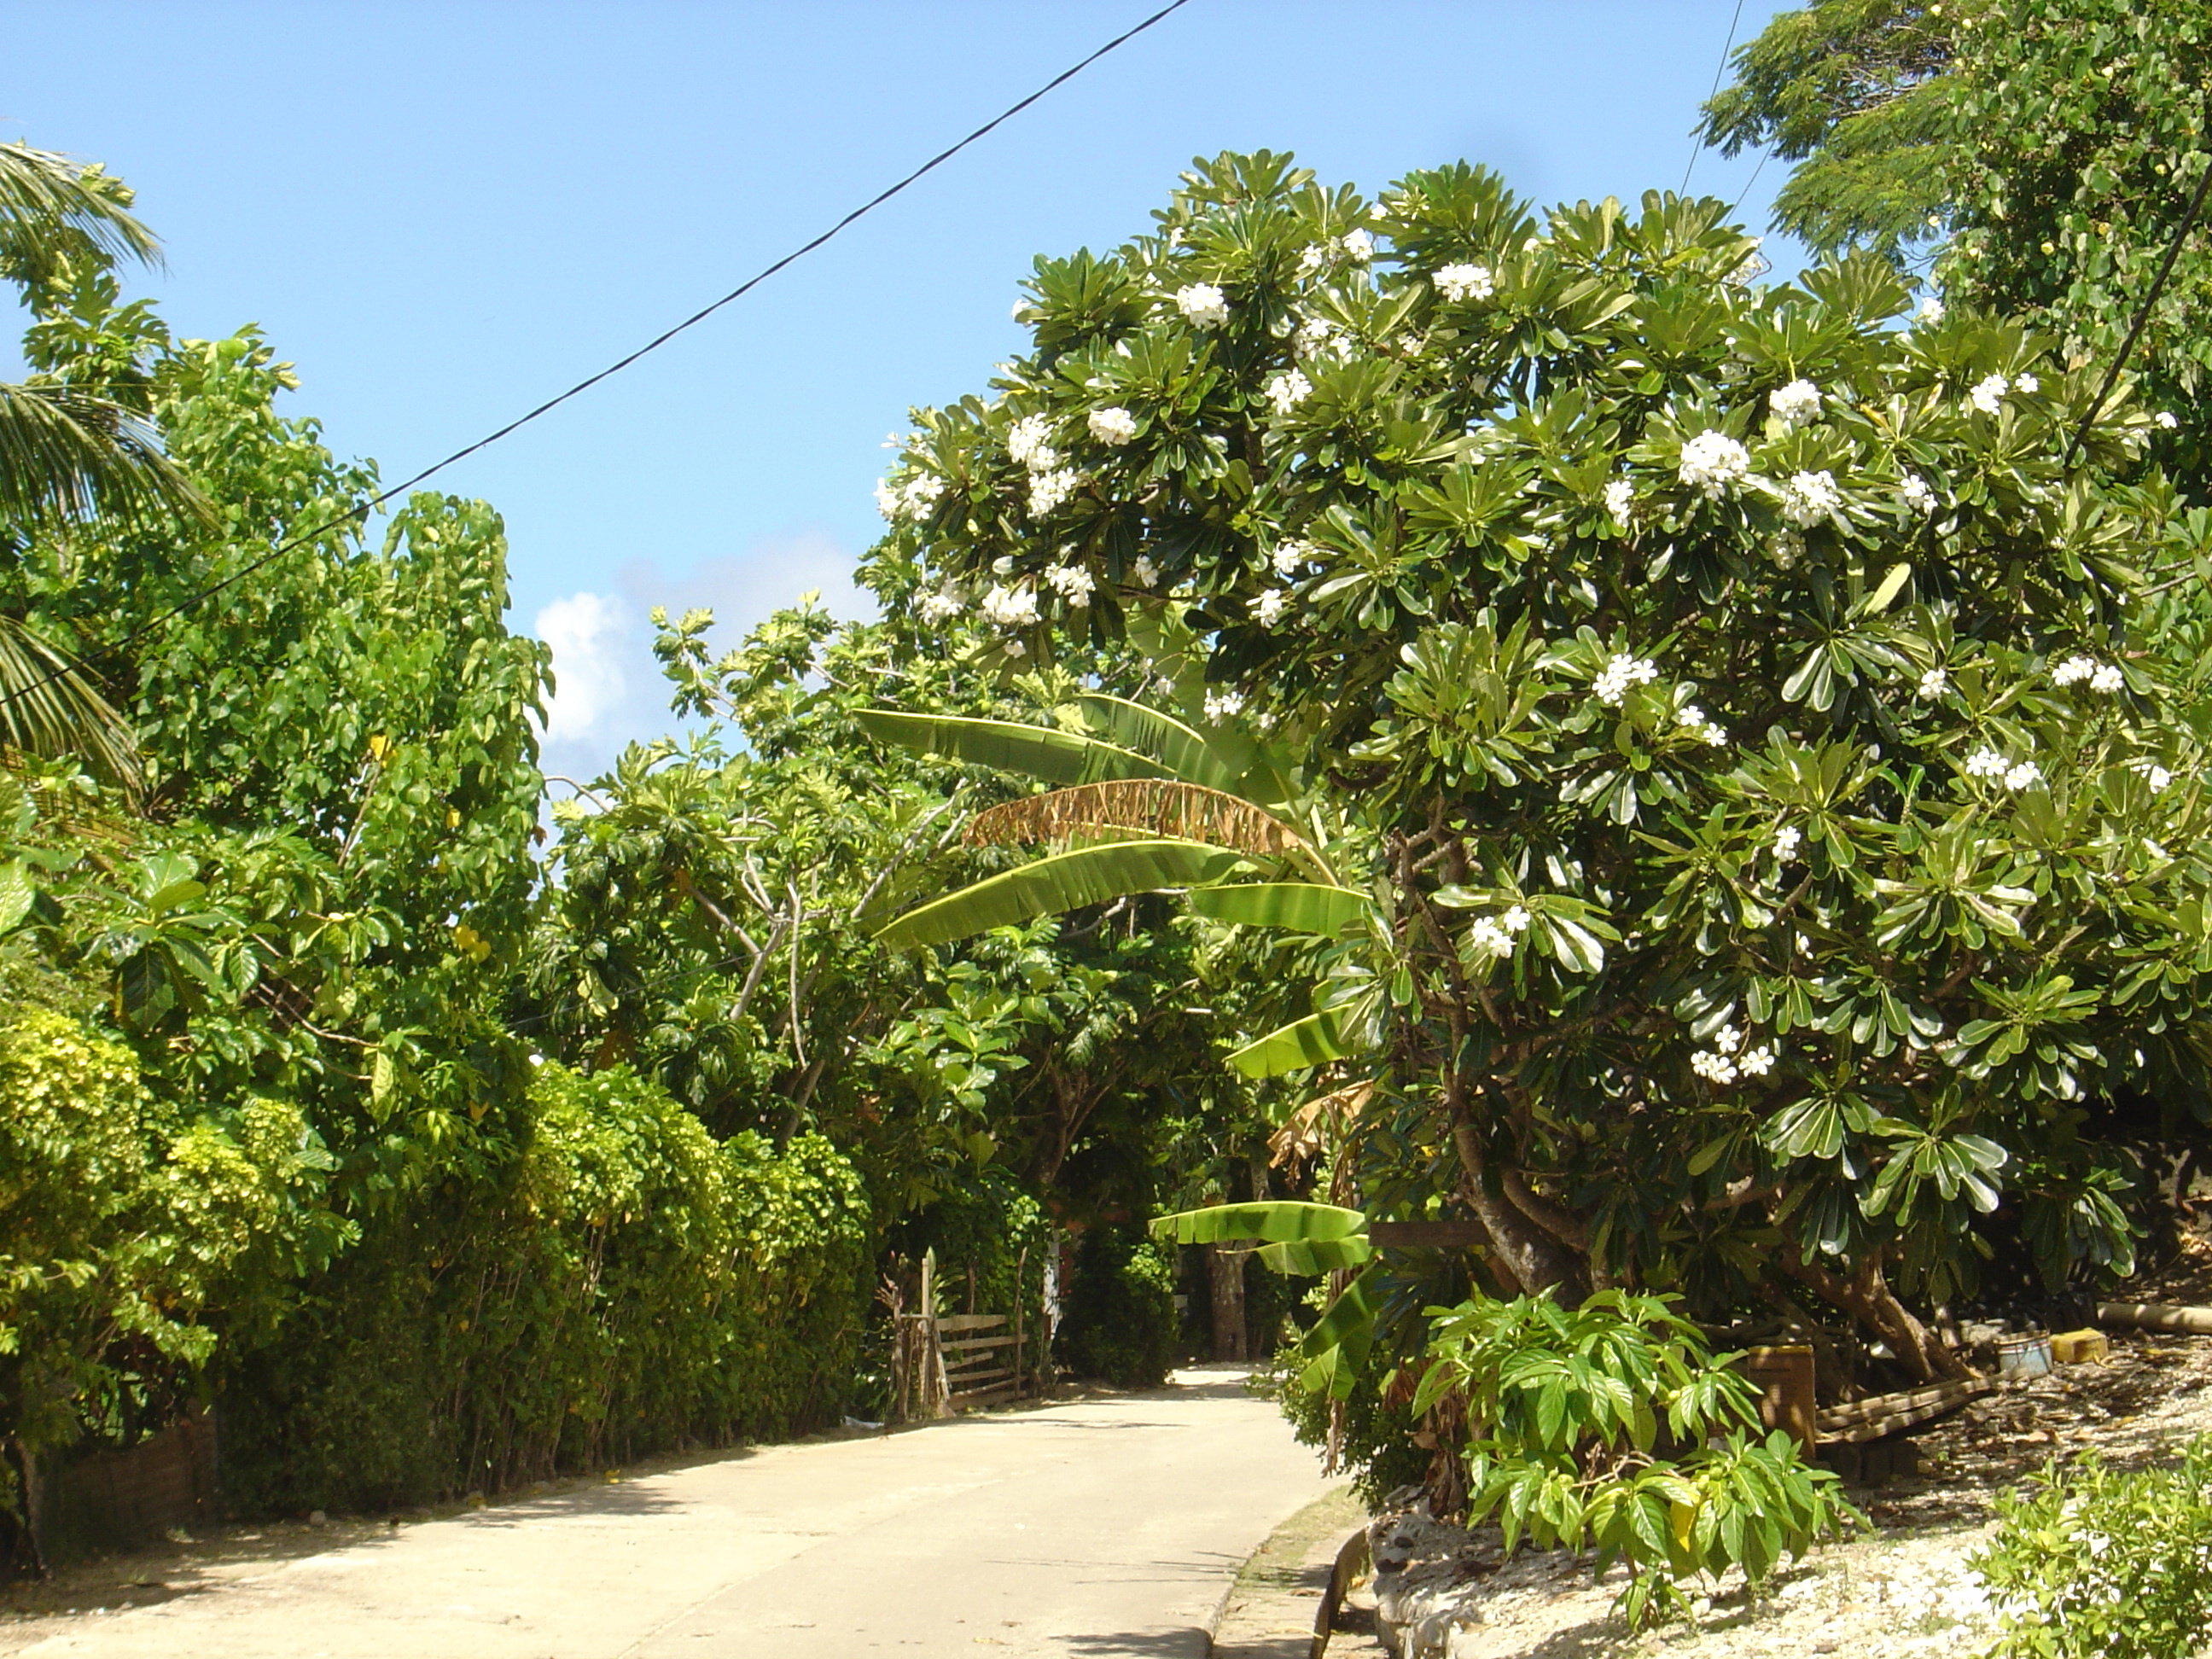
[1415,1291,1855,1628]
[218,1063,868,1512]
[1970,1435,2212,1656]
[1055,1225,1178,1388]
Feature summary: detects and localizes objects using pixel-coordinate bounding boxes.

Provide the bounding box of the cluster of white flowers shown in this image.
[1173,282,1229,328]
[1679,430,1752,498]
[1780,469,1846,527]
[2157,410,2181,430]
[1917,294,1945,325]
[1272,539,1315,576]
[1340,228,1375,262]
[874,470,946,523]
[2129,757,2176,792]
[2052,655,2124,693]
[1769,528,1805,569]
[1266,370,1313,417]
[1297,242,1328,275]
[1008,413,1058,469]
[1969,372,2011,416]
[1593,653,1659,706]
[1768,378,1823,428]
[1676,704,1729,747]
[1254,588,1290,627]
[1918,666,1949,699]
[1044,562,1096,608]
[1294,314,1349,358]
[1132,554,1161,588]
[1087,405,1138,445]
[1432,262,1494,302]
[1900,472,1937,515]
[1691,1025,1778,1085]
[980,582,1040,630]
[916,582,964,624]
[1604,477,1635,527]
[1203,688,1245,722]
[1027,467,1081,518]
[1965,746,2044,790]
[1464,905,1534,959]
[1774,824,1803,862]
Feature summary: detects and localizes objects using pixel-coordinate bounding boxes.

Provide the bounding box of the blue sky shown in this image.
[2,1,1797,782]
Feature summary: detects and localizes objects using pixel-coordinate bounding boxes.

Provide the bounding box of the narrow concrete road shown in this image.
[20,1367,1328,1659]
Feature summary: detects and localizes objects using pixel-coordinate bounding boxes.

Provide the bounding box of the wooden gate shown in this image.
[887,1249,1042,1423]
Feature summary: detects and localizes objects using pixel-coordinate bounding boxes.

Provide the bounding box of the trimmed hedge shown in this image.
[218,1062,869,1512]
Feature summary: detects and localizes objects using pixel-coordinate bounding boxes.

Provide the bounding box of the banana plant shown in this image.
[1150,1196,1383,1398]
[859,692,1384,1077]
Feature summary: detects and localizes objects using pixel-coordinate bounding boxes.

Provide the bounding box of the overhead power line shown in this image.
[1682,0,1747,195]
[9,0,1194,718]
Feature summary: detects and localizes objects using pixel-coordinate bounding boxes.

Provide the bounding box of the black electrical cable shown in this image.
[6,0,1194,716]
[1682,0,1747,195]
[2063,148,2212,469]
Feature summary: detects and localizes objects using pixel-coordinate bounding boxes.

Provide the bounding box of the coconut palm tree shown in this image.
[0,142,211,795]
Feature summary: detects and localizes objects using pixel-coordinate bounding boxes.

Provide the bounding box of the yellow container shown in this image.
[2051,1329,2109,1365]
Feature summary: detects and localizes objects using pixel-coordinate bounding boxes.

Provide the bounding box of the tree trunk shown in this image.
[1208,1243,1248,1361]
[1451,1124,1587,1301]
[1778,1249,1972,1384]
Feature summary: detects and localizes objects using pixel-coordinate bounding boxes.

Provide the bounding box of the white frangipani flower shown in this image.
[1604,477,1635,527]
[2016,372,2040,393]
[1969,372,2011,415]
[1900,473,1937,515]
[1026,467,1081,519]
[2004,760,2044,791]
[1780,469,1847,527]
[1008,413,1058,469]
[2130,758,2174,793]
[980,582,1040,630]
[1433,263,1494,302]
[1002,637,1026,659]
[1464,917,1517,958]
[2157,410,2180,429]
[1254,588,1289,626]
[1592,653,1659,706]
[1173,282,1229,328]
[1769,528,1805,569]
[992,555,1016,576]
[1045,562,1096,608]
[917,584,964,624]
[1679,429,1752,498]
[1272,539,1314,577]
[1340,228,1375,262]
[1265,370,1313,417]
[1298,242,1329,274]
[875,472,946,522]
[1202,689,1244,723]
[1088,405,1138,445]
[1768,378,1823,428]
[1918,667,1949,699]
[1738,1044,1777,1078]
[1131,555,1161,589]
[1774,824,1803,862]
[1963,747,2010,780]
[1916,294,1945,325]
[1500,905,1531,934]
[2053,655,2122,692]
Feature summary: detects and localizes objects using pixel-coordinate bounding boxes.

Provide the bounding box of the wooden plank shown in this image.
[947,1384,1021,1409]
[946,1365,1012,1387]
[940,1334,1018,1355]
[1369,1220,1487,1249]
[938,1313,1007,1333]
[2098,1301,2212,1336]
[1815,1377,1994,1445]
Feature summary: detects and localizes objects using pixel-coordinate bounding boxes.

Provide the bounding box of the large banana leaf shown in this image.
[1227,1007,1353,1079]
[1150,1200,1368,1245]
[873,838,1243,950]
[1296,1265,1383,1400]
[855,708,1173,786]
[1072,693,1243,790]
[1187,881,1363,935]
[1257,1236,1374,1274]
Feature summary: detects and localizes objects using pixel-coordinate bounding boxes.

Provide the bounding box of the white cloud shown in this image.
[533,590,629,742]
[527,526,877,789]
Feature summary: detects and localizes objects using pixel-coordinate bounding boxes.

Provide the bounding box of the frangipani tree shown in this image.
[864,150,2212,1379]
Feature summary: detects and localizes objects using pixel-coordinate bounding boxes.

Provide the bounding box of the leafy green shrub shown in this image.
[218,1062,870,1512]
[1416,1290,1858,1630]
[1056,1224,1176,1388]
[1970,1436,2212,1658]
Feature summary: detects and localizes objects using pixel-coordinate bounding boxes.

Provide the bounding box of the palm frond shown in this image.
[0,380,208,533]
[0,613,141,800]
[0,142,161,278]
[964,778,1317,864]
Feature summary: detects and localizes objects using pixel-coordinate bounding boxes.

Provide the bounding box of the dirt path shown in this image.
[3,1366,1330,1659]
